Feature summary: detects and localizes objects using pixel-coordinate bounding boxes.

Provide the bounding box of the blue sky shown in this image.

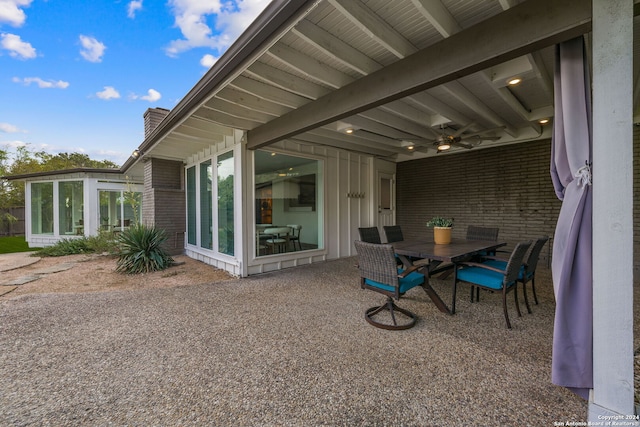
[0,0,271,166]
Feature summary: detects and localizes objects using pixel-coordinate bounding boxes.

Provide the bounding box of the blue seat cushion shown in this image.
[456,265,515,290]
[364,269,424,294]
[482,260,526,281]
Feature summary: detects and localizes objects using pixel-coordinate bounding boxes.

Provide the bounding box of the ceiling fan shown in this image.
[429,124,501,152]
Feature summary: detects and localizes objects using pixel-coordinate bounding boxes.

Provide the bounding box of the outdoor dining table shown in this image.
[393,239,507,315]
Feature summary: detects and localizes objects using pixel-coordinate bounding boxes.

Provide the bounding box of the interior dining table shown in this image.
[393,239,507,315]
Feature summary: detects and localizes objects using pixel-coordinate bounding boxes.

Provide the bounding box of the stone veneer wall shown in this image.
[142,158,185,255]
[397,136,640,273]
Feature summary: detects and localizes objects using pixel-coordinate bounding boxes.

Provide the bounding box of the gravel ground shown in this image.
[1,256,636,426]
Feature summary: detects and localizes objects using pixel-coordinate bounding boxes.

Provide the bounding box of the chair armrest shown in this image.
[398,265,421,278]
[457,261,506,275]
[479,255,509,262]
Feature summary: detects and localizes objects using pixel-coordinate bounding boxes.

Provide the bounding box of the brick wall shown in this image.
[143,158,185,255]
[397,139,561,268]
[397,136,640,272]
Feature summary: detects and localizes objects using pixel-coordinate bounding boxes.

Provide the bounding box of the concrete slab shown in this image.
[1,275,41,286]
[31,263,76,275]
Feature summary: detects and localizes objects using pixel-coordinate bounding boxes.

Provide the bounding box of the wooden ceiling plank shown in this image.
[267,42,353,88]
[328,0,417,58]
[246,0,590,150]
[216,86,292,116]
[246,61,330,99]
[409,0,461,38]
[292,19,382,75]
[230,75,309,108]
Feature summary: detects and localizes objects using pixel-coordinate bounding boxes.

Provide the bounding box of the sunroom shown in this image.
[6,169,143,248]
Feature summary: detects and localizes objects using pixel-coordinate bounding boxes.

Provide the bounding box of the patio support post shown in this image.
[589,0,635,420]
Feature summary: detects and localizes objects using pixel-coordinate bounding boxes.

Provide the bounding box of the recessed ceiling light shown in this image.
[437,141,451,151]
[271,152,276,156]
[407,145,415,151]
[507,77,522,86]
[345,128,354,134]
[539,118,550,124]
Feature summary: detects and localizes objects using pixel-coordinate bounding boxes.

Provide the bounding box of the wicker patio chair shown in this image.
[358,227,382,244]
[383,225,404,243]
[454,240,532,329]
[482,236,549,313]
[354,240,424,330]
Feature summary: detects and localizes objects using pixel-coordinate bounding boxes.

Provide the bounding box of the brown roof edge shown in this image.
[2,167,123,181]
[120,0,315,173]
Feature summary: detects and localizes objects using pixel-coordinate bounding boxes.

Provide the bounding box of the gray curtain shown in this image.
[550,36,592,400]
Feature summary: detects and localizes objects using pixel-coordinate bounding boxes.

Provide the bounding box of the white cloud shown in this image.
[79,35,106,62]
[0,0,32,27]
[12,76,69,89]
[165,0,270,57]
[141,88,161,102]
[127,0,143,18]
[200,53,217,68]
[96,86,120,100]
[0,32,35,59]
[0,122,23,133]
[131,88,161,102]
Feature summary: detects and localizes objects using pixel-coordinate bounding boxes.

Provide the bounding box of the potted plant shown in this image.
[426,216,453,244]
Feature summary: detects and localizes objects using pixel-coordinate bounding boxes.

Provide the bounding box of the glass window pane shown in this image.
[59,181,84,235]
[200,160,212,250]
[254,150,322,257]
[217,151,234,256]
[99,190,121,232]
[122,187,142,227]
[186,166,197,245]
[380,178,391,210]
[31,182,53,235]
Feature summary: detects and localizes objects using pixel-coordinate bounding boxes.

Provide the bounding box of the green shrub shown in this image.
[38,238,93,257]
[36,232,120,257]
[116,224,174,274]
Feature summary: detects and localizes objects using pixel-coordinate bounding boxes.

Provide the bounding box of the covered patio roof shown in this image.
[123,0,640,169]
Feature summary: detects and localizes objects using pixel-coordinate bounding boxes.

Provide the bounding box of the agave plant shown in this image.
[116,224,174,274]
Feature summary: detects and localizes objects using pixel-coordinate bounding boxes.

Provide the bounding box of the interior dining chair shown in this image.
[481,236,549,313]
[354,240,424,330]
[287,224,302,251]
[263,227,290,254]
[358,227,382,244]
[453,240,532,329]
[466,225,500,241]
[383,225,404,243]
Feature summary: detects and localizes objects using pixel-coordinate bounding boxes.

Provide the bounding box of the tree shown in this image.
[0,145,120,209]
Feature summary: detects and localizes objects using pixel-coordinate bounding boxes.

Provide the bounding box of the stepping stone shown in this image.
[31,263,76,275]
[1,275,41,286]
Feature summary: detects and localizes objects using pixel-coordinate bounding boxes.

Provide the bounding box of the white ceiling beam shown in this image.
[179,118,235,137]
[245,61,330,99]
[267,42,352,88]
[292,133,398,157]
[346,115,425,141]
[406,91,472,127]
[193,106,260,130]
[292,19,381,75]
[327,0,417,58]
[204,97,275,123]
[409,0,461,38]
[216,87,292,116]
[441,81,518,136]
[359,109,440,140]
[230,75,309,108]
[247,0,590,149]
